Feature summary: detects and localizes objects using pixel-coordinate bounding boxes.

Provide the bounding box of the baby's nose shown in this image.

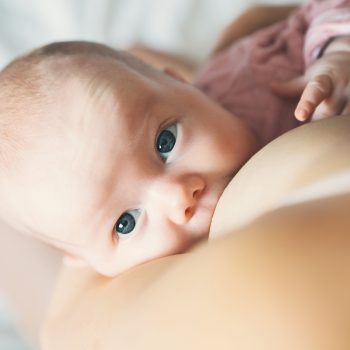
[150,175,205,225]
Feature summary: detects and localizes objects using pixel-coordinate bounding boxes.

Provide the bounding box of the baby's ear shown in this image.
[63,253,89,268]
[163,67,188,83]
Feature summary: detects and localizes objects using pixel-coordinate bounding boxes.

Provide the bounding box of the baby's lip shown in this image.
[202,182,227,211]
[204,181,230,225]
[195,195,221,233]
[187,180,229,239]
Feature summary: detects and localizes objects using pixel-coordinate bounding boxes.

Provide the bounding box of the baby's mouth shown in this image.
[206,178,232,230]
[195,193,222,238]
[188,177,231,240]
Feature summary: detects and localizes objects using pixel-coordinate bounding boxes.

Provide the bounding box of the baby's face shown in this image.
[14,58,257,276]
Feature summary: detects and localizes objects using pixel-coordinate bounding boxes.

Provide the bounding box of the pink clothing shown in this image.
[194,0,350,146]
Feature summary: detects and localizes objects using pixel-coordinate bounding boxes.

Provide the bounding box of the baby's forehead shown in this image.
[49,53,179,155]
[73,59,160,112]
[62,57,140,101]
[55,66,149,140]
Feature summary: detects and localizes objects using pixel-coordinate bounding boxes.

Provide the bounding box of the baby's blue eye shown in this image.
[156,124,177,161]
[114,209,140,235]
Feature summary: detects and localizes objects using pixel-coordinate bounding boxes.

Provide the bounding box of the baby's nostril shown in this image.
[185,207,193,218]
[193,190,200,198]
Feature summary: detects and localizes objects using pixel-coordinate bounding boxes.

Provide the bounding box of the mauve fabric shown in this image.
[194,0,350,145]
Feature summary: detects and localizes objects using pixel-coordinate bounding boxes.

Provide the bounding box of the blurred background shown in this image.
[0,0,302,349]
[0,0,302,68]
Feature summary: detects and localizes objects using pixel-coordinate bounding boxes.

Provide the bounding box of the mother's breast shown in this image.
[210,115,350,239]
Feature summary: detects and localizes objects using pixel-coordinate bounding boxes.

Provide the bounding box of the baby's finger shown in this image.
[295,74,333,121]
[311,95,346,121]
[270,76,305,97]
[340,101,350,116]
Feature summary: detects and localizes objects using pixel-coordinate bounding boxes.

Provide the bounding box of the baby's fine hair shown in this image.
[0,41,163,172]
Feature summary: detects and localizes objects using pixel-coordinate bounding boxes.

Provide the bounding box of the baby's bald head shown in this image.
[0,41,162,171]
[0,41,166,239]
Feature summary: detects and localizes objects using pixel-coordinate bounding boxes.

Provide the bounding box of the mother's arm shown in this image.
[41,116,350,349]
[211,4,298,54]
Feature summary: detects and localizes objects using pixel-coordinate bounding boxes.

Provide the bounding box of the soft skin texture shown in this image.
[42,115,350,350]
[4,4,350,345]
[0,6,299,346]
[4,1,350,278]
[0,45,257,277]
[210,114,350,236]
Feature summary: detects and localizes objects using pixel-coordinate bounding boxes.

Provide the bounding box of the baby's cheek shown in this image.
[143,224,192,257]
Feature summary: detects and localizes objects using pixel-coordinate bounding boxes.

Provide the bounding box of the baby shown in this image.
[0,42,257,277]
[1,0,350,277]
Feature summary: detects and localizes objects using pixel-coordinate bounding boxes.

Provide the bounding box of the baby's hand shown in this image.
[271,37,350,122]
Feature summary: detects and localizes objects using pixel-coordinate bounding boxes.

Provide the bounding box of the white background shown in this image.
[0,0,302,68]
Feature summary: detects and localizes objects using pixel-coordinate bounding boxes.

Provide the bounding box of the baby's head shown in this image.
[0,41,257,276]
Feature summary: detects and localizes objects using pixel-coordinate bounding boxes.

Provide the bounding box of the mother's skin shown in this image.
[42,116,350,349]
